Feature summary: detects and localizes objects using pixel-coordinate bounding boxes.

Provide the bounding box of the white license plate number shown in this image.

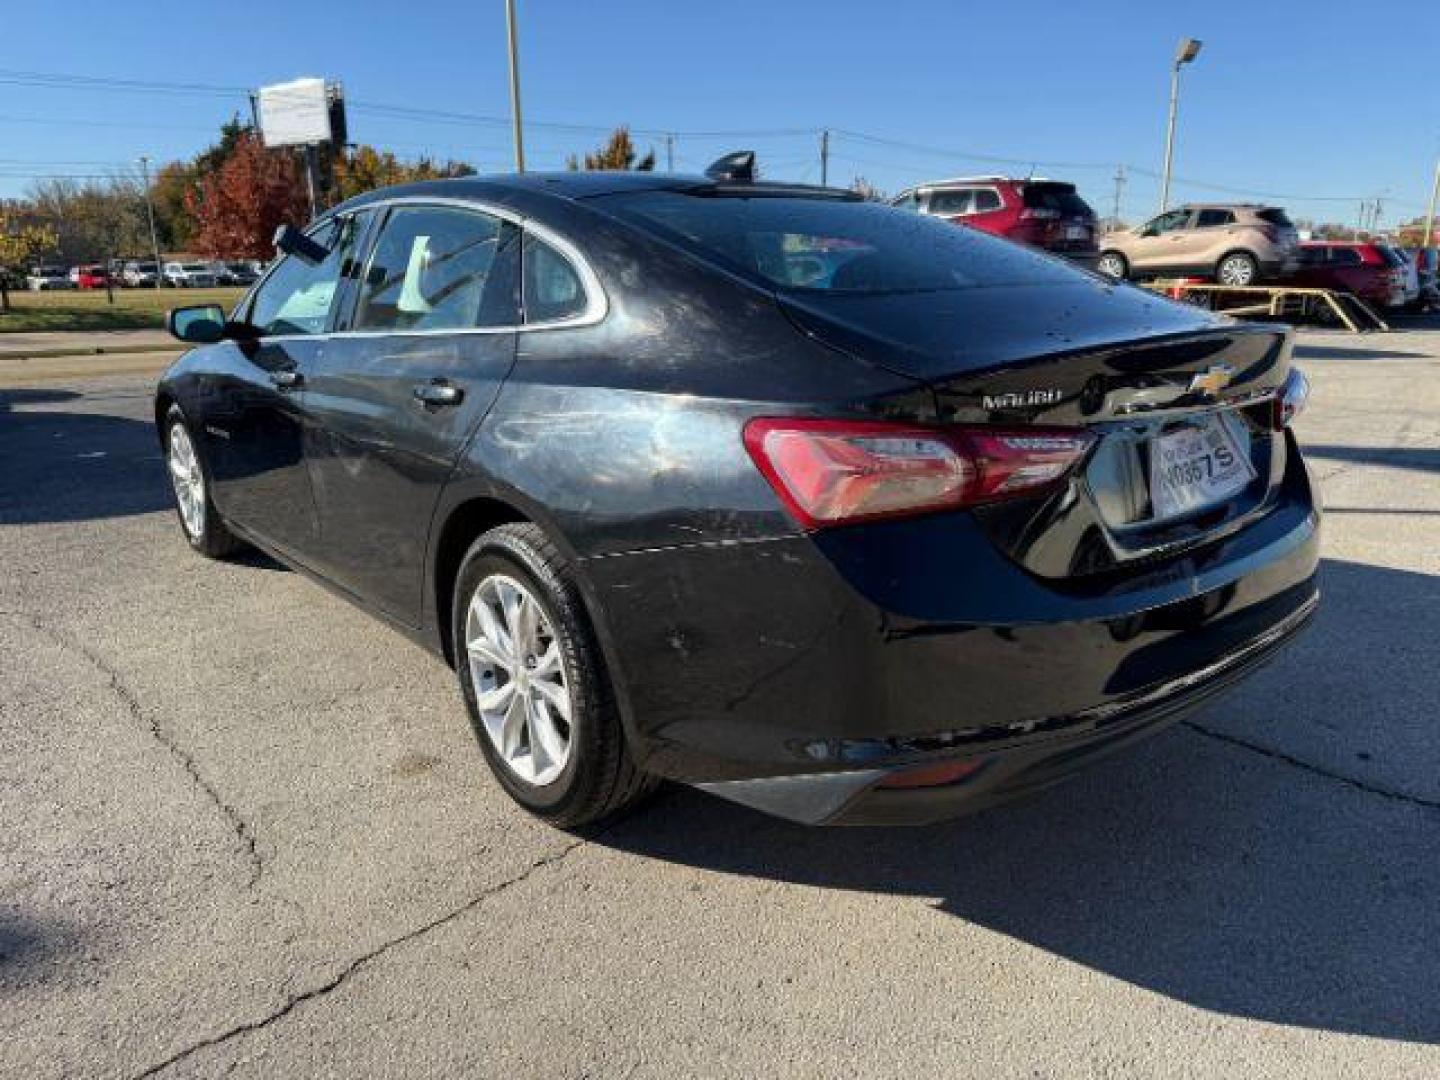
[1148,417,1255,519]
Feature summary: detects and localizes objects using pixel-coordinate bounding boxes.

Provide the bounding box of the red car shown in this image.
[891,177,1099,267]
[71,265,112,290]
[1288,242,1406,309]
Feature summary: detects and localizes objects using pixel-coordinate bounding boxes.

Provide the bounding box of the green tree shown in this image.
[330,146,477,202]
[567,127,655,172]
[0,208,57,313]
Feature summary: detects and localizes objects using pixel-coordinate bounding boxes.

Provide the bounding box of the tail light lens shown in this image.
[1272,369,1310,429]
[743,418,1095,529]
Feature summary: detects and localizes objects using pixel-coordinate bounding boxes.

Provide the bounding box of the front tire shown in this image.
[1216,251,1258,286]
[453,523,653,828]
[163,405,245,559]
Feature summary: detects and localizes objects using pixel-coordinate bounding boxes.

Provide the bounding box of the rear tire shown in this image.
[1216,251,1258,287]
[1097,251,1129,280]
[452,522,654,828]
[163,405,245,559]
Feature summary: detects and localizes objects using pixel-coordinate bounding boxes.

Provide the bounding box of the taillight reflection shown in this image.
[1273,369,1310,429]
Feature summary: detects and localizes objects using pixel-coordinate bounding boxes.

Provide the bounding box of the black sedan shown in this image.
[156,165,1319,827]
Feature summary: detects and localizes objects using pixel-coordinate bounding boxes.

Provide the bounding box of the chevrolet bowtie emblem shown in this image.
[1188,364,1234,395]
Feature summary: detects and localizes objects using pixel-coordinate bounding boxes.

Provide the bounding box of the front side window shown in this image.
[523,233,588,323]
[355,206,520,332]
[247,216,355,337]
[1146,209,1192,235]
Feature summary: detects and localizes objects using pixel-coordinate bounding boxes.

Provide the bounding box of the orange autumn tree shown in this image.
[187,132,309,260]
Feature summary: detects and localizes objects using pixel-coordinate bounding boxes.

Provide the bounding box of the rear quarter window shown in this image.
[1256,209,1294,229]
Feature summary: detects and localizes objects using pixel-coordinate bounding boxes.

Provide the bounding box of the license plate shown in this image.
[1065,225,1088,240]
[1148,416,1255,520]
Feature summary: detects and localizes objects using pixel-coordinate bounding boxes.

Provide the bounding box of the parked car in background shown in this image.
[25,265,73,290]
[210,261,260,286]
[122,261,160,287]
[1287,241,1406,310]
[1383,244,1420,307]
[163,261,218,288]
[156,171,1318,828]
[891,177,1098,267]
[70,264,112,290]
[1098,204,1299,285]
[1406,247,1438,309]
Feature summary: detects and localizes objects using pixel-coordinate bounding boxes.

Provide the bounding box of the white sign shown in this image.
[257,78,331,148]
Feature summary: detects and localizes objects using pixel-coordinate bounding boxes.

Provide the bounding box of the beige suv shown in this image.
[1098,204,1299,285]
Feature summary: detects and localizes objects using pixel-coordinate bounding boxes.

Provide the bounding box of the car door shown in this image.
[1131,209,1193,273]
[200,213,361,559]
[304,202,523,624]
[1187,208,1235,273]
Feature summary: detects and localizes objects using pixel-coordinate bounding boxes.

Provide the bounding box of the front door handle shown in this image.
[270,369,303,389]
[413,380,463,407]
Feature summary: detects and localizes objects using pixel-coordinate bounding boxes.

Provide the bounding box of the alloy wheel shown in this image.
[1097,253,1126,279]
[465,573,573,786]
[1218,256,1256,286]
[167,423,206,540]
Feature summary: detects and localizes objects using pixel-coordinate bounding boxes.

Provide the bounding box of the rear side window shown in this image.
[1195,209,1236,227]
[1331,248,1362,267]
[596,191,1080,295]
[1022,184,1091,217]
[355,206,520,331]
[927,189,973,215]
[522,233,588,323]
[1257,209,1293,229]
[973,189,1003,212]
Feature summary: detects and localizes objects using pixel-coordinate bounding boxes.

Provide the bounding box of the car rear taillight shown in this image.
[1272,369,1310,429]
[743,418,1095,529]
[1019,208,1061,221]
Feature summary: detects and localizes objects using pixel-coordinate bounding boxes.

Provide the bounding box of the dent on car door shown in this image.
[203,216,356,557]
[305,203,523,624]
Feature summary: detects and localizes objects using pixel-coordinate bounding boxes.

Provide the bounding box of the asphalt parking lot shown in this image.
[3,320,1439,1079]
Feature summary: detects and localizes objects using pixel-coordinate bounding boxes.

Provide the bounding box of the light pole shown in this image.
[505,0,526,172]
[1423,155,1440,251]
[1159,37,1202,213]
[138,155,163,292]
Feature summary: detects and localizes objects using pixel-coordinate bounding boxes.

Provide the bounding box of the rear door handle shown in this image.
[270,369,303,389]
[413,380,463,407]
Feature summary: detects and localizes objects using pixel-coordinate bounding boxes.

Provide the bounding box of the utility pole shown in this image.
[1111,164,1126,225]
[1159,38,1203,213]
[665,133,674,172]
[819,129,829,187]
[1423,154,1440,250]
[505,0,526,172]
[138,155,162,291]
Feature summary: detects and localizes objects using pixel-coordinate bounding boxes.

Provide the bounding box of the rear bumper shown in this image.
[581,444,1320,822]
[698,587,1315,824]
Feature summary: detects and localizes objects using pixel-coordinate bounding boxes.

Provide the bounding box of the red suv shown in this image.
[891,177,1098,267]
[1287,242,1406,309]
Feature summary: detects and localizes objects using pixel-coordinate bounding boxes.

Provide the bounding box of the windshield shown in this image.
[596,191,1081,295]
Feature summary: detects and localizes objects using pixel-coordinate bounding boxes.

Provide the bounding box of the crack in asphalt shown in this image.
[1183,720,1440,812]
[129,836,590,1079]
[6,610,264,887]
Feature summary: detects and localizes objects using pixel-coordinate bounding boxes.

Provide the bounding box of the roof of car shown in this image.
[330,171,850,216]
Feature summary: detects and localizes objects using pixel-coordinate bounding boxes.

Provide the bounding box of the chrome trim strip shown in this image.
[228,193,609,344]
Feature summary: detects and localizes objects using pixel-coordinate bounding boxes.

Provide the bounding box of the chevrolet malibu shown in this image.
[155,166,1319,827]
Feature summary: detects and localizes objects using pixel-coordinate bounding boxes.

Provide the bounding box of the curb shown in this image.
[0,342,178,361]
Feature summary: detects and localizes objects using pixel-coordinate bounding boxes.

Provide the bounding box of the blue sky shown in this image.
[2,0,1434,227]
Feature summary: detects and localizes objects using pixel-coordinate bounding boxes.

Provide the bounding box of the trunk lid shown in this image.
[780,283,1294,579]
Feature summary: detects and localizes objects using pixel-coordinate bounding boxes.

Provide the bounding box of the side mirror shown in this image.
[167,304,226,344]
[273,223,330,266]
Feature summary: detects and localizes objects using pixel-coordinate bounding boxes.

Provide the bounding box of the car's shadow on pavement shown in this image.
[0,388,172,526]
[598,557,1440,1045]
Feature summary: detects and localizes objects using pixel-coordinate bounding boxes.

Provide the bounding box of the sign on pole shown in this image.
[257,78,332,148]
